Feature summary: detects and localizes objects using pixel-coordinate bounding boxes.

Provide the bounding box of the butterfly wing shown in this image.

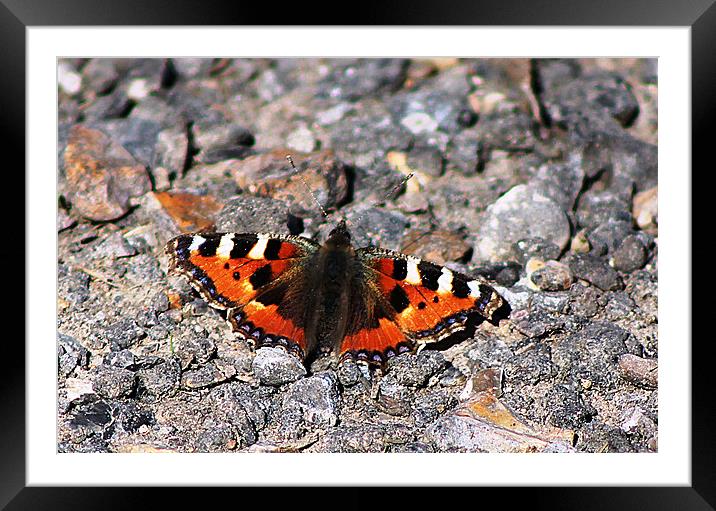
[166,232,319,358]
[339,247,506,364]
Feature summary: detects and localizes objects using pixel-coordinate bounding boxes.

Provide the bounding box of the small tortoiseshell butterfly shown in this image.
[166,219,508,367]
[166,156,507,368]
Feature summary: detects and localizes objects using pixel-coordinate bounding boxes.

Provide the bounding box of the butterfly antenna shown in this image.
[286,154,329,219]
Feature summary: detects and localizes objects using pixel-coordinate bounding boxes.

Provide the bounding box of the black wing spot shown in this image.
[233,271,241,280]
[452,278,471,298]
[418,301,427,310]
[224,262,230,269]
[198,237,220,257]
[389,285,410,313]
[418,262,441,291]
[264,238,282,260]
[249,264,273,290]
[433,296,440,303]
[392,259,408,280]
[231,236,257,259]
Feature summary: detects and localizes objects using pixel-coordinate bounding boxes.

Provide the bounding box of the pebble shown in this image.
[400,229,472,266]
[63,125,151,221]
[568,253,622,291]
[474,184,571,263]
[93,367,136,399]
[376,376,413,416]
[545,384,596,429]
[612,235,647,272]
[95,231,137,259]
[175,335,216,369]
[214,195,290,234]
[181,359,237,389]
[632,187,658,232]
[511,237,562,265]
[231,149,349,217]
[57,333,90,377]
[136,358,181,401]
[286,124,317,153]
[58,61,82,95]
[81,59,119,94]
[336,358,362,387]
[251,347,306,386]
[283,372,340,427]
[386,351,446,387]
[527,259,573,291]
[618,353,658,389]
[103,319,146,350]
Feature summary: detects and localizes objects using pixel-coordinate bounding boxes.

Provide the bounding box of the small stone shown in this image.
[81,59,119,94]
[511,237,562,265]
[545,384,596,430]
[181,360,236,389]
[587,220,634,255]
[633,187,658,233]
[93,367,136,399]
[252,347,306,386]
[215,195,289,234]
[400,230,471,266]
[103,319,146,350]
[612,235,647,273]
[136,358,181,400]
[401,111,438,135]
[58,61,82,95]
[336,358,362,387]
[474,184,571,263]
[63,125,151,221]
[376,376,412,416]
[386,351,446,387]
[286,124,317,153]
[176,335,216,369]
[568,254,622,291]
[618,354,658,389]
[283,372,340,427]
[231,149,349,218]
[191,122,254,164]
[528,260,573,291]
[57,333,90,377]
[96,232,137,259]
[103,349,136,370]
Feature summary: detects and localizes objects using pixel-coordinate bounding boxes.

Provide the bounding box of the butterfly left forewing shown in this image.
[166,232,319,358]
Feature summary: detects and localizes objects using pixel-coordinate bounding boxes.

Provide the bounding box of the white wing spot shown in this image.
[437,268,454,294]
[216,234,234,258]
[248,234,269,259]
[468,280,481,298]
[189,235,206,253]
[405,257,422,285]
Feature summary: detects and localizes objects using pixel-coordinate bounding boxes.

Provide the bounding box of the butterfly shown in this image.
[165,218,508,368]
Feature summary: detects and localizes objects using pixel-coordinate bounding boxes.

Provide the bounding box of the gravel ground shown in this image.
[57,58,658,453]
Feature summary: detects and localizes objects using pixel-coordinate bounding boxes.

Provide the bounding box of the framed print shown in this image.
[2,0,710,508]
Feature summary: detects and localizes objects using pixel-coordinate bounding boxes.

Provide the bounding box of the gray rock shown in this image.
[103,319,146,350]
[81,59,119,94]
[386,351,446,387]
[511,237,562,265]
[576,191,632,230]
[93,367,136,399]
[252,347,306,386]
[551,321,629,389]
[195,423,236,452]
[317,58,408,101]
[341,206,409,251]
[504,341,555,385]
[92,117,163,167]
[117,401,155,433]
[545,384,596,429]
[530,158,585,211]
[336,358,362,387]
[587,220,634,255]
[474,184,571,263]
[152,125,189,180]
[568,254,622,291]
[103,349,136,370]
[181,359,236,389]
[95,231,137,259]
[283,372,340,427]
[58,264,91,305]
[136,358,181,401]
[612,235,648,272]
[57,333,90,377]
[215,195,290,234]
[412,389,455,427]
[176,335,216,370]
[376,376,412,416]
[191,121,254,164]
[528,260,573,291]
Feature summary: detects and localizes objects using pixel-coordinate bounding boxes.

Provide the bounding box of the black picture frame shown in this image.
[2,0,708,509]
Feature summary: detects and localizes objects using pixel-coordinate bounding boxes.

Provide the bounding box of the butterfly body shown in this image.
[166,220,507,368]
